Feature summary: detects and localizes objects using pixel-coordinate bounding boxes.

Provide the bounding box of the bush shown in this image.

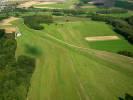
[0,16,9,21]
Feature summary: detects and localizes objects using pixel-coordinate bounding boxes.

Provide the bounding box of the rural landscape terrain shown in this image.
[0,0,133,100]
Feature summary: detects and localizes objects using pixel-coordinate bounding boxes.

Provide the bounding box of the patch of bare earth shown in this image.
[0,17,19,26]
[85,36,120,41]
[18,1,58,8]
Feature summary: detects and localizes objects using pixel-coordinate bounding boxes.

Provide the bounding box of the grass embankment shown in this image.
[12,17,133,100]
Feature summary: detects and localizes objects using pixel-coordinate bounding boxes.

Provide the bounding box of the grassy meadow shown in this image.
[12,17,133,100]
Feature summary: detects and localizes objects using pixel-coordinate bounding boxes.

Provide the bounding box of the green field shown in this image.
[12,17,133,100]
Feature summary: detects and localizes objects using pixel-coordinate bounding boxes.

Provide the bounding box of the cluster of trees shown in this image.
[23,15,53,30]
[96,8,128,14]
[91,15,133,44]
[0,29,35,100]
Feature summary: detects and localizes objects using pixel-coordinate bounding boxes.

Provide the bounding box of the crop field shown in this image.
[12,17,133,100]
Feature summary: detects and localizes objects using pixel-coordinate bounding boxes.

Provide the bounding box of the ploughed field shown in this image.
[13,18,133,100]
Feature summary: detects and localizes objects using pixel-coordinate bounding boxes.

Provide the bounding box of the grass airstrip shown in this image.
[11,16,133,100]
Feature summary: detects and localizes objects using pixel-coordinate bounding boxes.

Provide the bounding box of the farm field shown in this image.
[12,17,133,100]
[0,0,133,99]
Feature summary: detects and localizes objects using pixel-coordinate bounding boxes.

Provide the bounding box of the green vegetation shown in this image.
[118,51,133,58]
[115,0,133,10]
[0,29,5,38]
[23,15,53,30]
[0,0,133,99]
[0,29,35,100]
[91,15,133,44]
[119,93,133,100]
[11,17,133,100]
[34,0,78,9]
[96,8,128,14]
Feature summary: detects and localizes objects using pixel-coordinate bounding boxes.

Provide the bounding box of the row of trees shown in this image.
[0,29,35,100]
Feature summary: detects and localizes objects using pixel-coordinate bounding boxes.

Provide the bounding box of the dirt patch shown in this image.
[5,27,17,33]
[85,36,120,41]
[18,1,58,8]
[0,17,18,26]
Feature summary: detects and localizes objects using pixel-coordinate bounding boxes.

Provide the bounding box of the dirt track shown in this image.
[85,36,120,41]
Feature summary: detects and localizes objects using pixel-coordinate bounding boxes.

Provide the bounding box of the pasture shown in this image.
[12,17,133,100]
